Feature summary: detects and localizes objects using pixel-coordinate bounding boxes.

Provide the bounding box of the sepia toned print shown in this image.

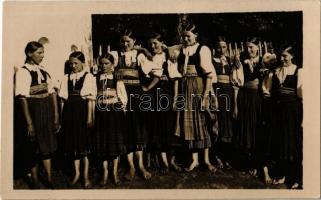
[2,0,320,199]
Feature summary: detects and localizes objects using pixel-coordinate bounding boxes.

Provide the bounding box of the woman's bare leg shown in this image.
[71,160,80,185]
[136,150,151,180]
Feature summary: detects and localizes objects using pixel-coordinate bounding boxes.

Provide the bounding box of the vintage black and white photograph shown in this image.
[2,0,320,199]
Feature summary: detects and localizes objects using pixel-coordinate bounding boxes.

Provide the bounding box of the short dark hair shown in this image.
[182,23,198,34]
[215,36,227,47]
[120,29,136,40]
[148,32,163,42]
[24,41,43,63]
[282,46,295,56]
[246,36,260,46]
[69,51,85,63]
[98,53,115,65]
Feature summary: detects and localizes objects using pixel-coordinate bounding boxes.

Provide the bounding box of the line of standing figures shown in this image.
[14,24,303,190]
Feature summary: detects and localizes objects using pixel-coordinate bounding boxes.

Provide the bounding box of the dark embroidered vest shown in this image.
[22,66,49,95]
[213,57,232,75]
[67,72,88,96]
[177,44,204,77]
[272,66,299,96]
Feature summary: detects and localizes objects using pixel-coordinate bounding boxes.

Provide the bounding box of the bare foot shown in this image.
[225,162,232,170]
[291,182,299,189]
[264,173,272,184]
[125,168,136,181]
[185,161,199,172]
[215,156,224,169]
[100,170,108,186]
[170,162,182,172]
[249,169,258,177]
[84,178,91,189]
[113,172,120,186]
[273,176,285,185]
[139,167,152,180]
[205,162,217,173]
[71,174,80,185]
[263,167,272,184]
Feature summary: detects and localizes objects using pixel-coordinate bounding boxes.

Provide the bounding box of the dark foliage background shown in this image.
[92,12,302,66]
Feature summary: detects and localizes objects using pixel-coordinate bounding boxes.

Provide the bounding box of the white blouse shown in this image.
[167,59,183,79]
[111,49,162,77]
[58,70,97,100]
[231,66,244,87]
[184,43,216,82]
[15,63,55,97]
[137,53,163,77]
[111,50,138,68]
[168,43,217,82]
[230,55,261,87]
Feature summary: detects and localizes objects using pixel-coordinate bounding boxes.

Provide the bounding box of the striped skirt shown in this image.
[175,76,211,149]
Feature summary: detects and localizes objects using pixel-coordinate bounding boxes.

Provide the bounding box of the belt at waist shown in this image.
[97,89,117,97]
[69,90,81,96]
[244,79,259,89]
[29,83,48,95]
[115,68,139,79]
[29,92,51,99]
[217,75,230,83]
[183,65,200,77]
[277,87,296,95]
[122,79,140,85]
[160,75,169,81]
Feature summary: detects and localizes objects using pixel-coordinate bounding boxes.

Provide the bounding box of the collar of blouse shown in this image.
[24,63,45,84]
[276,64,297,83]
[120,50,137,57]
[182,43,200,56]
[247,55,260,64]
[214,56,228,64]
[99,73,113,80]
[69,69,86,81]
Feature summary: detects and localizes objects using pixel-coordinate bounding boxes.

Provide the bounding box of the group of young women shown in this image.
[14,23,303,190]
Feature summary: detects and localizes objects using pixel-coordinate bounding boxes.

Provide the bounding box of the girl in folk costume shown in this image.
[231,37,264,176]
[257,52,278,184]
[212,36,234,170]
[143,32,183,173]
[113,30,156,180]
[94,53,127,186]
[263,46,303,189]
[14,41,60,188]
[173,24,218,172]
[59,51,96,188]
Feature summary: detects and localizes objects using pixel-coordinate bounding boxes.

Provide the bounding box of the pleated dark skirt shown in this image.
[94,103,127,157]
[270,94,303,162]
[257,98,273,159]
[234,87,262,152]
[61,95,91,157]
[123,84,148,151]
[147,80,176,152]
[14,95,57,177]
[213,82,234,143]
